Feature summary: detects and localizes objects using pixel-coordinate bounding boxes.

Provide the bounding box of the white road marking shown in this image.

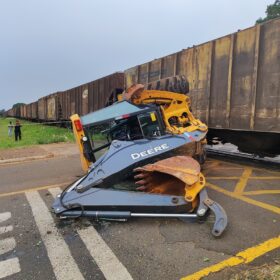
[0,212,21,278]
[0,212,11,223]
[49,188,133,280]
[0,237,16,255]
[78,226,133,280]
[25,191,84,280]
[0,258,21,279]
[0,225,13,234]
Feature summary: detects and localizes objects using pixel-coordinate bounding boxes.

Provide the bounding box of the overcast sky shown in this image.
[0,0,272,109]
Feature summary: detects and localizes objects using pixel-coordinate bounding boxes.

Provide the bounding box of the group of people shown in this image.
[8,120,22,141]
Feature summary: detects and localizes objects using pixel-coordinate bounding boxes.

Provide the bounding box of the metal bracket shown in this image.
[198,189,227,237]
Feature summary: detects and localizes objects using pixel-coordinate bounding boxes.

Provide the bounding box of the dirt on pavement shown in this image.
[0,146,50,160]
[0,143,79,162]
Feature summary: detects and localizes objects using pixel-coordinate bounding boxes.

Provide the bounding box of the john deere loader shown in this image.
[52,76,227,237]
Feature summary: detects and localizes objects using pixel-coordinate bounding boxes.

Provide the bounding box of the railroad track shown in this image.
[206,147,280,169]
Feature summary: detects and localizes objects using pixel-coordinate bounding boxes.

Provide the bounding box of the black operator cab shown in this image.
[80,101,166,160]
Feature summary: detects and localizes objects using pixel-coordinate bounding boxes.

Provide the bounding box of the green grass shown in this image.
[0,117,74,149]
[230,262,280,280]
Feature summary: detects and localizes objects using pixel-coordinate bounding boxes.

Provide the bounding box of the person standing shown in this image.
[14,120,22,141]
[8,121,13,137]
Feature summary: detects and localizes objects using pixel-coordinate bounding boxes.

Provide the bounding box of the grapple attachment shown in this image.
[134,156,205,206]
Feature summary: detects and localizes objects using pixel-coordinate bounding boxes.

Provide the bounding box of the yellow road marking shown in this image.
[181,235,280,280]
[234,168,252,194]
[243,190,280,196]
[206,176,239,180]
[250,176,280,180]
[208,167,243,170]
[207,182,280,215]
[0,182,71,198]
[207,176,280,180]
[207,159,280,174]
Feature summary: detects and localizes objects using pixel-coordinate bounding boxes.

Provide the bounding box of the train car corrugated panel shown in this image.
[103,77,110,105]
[31,102,38,119]
[255,18,280,133]
[15,106,20,118]
[56,91,63,120]
[93,81,99,111]
[60,90,67,120]
[98,78,105,110]
[26,104,31,119]
[46,94,57,120]
[177,48,196,92]
[230,27,257,130]
[82,84,89,116]
[73,88,78,116]
[21,105,24,118]
[161,54,177,79]
[88,81,94,113]
[78,87,82,115]
[63,90,70,120]
[70,88,76,116]
[63,91,69,120]
[38,98,45,120]
[77,85,83,116]
[20,105,24,118]
[149,59,161,82]
[27,104,31,119]
[125,66,138,88]
[67,90,72,118]
[184,43,212,123]
[23,105,27,118]
[208,36,232,129]
[75,87,81,116]
[138,63,149,84]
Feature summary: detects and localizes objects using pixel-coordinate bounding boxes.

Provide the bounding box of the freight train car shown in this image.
[57,72,124,120]
[124,18,280,155]
[7,72,124,124]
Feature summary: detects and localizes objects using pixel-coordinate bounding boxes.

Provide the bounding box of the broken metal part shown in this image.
[199,189,228,237]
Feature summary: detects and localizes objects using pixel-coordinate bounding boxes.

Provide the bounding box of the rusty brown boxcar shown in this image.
[124,18,280,154]
[57,72,124,120]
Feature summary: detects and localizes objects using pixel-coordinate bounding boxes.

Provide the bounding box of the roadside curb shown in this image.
[0,153,54,165]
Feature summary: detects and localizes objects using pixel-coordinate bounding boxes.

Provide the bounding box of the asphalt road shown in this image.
[0,155,279,279]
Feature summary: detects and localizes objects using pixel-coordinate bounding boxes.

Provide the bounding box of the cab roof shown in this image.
[81,101,151,126]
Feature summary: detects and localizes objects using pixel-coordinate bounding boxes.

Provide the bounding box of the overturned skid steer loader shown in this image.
[53,78,227,237]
